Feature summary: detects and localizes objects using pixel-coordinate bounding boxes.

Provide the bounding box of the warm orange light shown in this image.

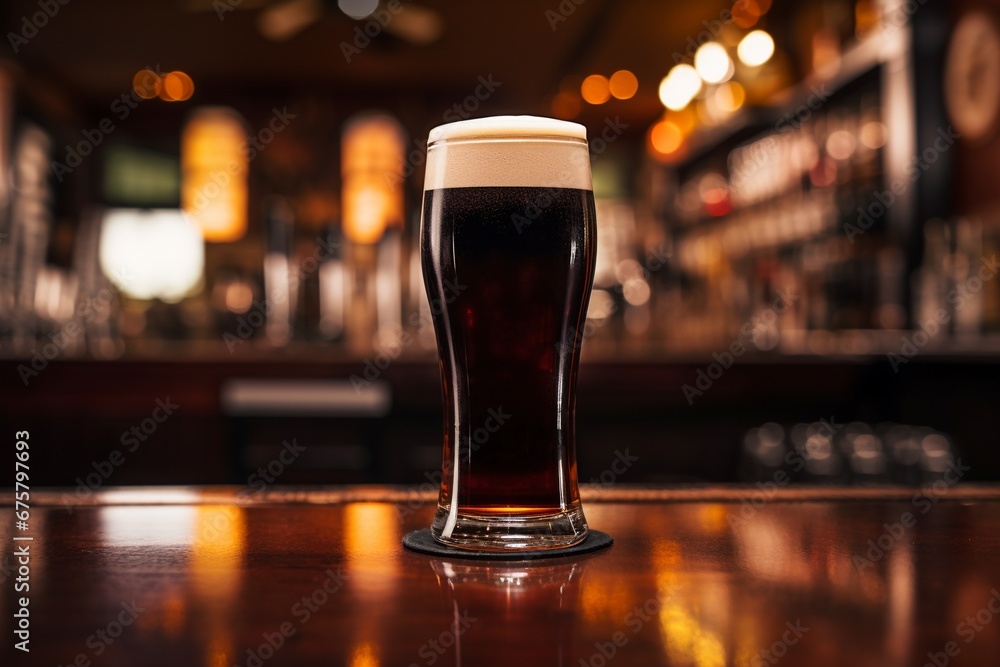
[341,114,405,244]
[348,642,380,667]
[860,121,888,149]
[715,81,746,113]
[732,0,763,29]
[132,68,161,100]
[551,90,581,119]
[344,503,399,599]
[182,108,248,242]
[855,0,881,38]
[670,107,697,134]
[650,120,683,155]
[609,70,639,100]
[161,71,195,102]
[581,74,611,105]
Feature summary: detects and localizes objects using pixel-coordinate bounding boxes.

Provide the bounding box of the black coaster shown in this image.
[402,528,612,560]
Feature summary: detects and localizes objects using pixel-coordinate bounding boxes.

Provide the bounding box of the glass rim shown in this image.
[427,115,587,147]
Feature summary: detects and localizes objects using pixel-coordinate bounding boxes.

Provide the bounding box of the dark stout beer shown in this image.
[420,116,596,550]
[422,186,596,512]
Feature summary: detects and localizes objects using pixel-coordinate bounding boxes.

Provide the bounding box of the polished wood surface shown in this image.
[4,485,1000,666]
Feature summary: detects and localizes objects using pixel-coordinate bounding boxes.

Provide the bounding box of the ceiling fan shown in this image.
[181,0,444,44]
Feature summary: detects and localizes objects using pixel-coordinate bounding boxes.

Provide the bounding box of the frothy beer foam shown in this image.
[423,116,593,191]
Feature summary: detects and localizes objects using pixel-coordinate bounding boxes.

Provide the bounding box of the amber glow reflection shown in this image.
[345,503,397,558]
[650,540,727,667]
[182,108,248,242]
[731,514,813,584]
[345,504,395,667]
[579,557,638,623]
[191,506,246,667]
[157,593,186,637]
[345,503,399,596]
[349,641,381,667]
[191,506,245,577]
[341,114,405,244]
[207,637,233,667]
[656,572,726,667]
[697,504,730,533]
[886,543,914,664]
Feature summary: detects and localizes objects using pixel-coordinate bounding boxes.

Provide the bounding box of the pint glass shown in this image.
[420,116,596,550]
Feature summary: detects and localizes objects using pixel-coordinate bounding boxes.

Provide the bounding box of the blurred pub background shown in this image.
[1,0,998,487]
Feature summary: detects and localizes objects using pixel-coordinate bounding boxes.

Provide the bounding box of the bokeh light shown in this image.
[714,81,746,113]
[161,71,195,102]
[338,0,378,19]
[650,119,683,155]
[695,42,733,84]
[658,65,702,111]
[732,0,763,29]
[860,121,888,149]
[738,30,775,67]
[132,68,162,100]
[581,74,611,105]
[826,130,857,160]
[609,70,639,100]
[551,90,582,119]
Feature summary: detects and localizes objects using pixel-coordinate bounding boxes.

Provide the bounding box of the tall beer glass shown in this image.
[420,116,596,551]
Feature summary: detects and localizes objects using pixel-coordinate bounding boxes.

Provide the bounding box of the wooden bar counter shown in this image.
[4,485,1000,666]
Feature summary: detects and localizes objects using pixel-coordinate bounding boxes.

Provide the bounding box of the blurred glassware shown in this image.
[741,421,957,486]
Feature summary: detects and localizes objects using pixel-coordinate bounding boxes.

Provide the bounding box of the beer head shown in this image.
[424,115,593,192]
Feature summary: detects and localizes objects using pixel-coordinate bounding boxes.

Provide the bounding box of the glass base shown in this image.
[430,504,589,552]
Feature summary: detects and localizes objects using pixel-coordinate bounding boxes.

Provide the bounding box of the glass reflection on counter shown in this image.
[428,557,587,666]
